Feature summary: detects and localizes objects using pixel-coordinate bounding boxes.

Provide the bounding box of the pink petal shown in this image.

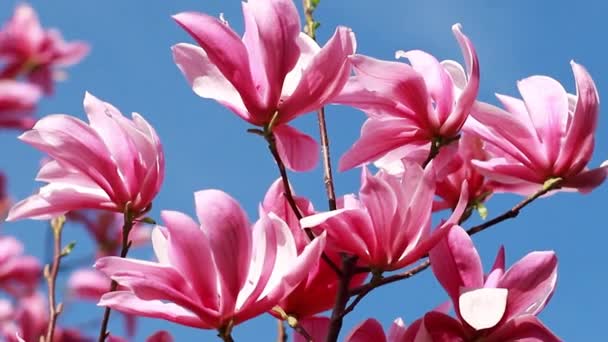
[444,24,480,135]
[345,318,387,342]
[387,318,408,342]
[195,190,251,314]
[67,269,110,300]
[243,0,301,107]
[488,315,561,342]
[562,164,608,193]
[429,225,484,308]
[146,331,173,342]
[98,291,210,329]
[273,124,319,172]
[173,12,263,115]
[172,43,251,123]
[517,75,568,166]
[279,26,356,122]
[554,62,599,174]
[484,246,505,288]
[422,311,466,340]
[339,117,421,172]
[497,251,557,320]
[161,210,219,309]
[296,316,330,342]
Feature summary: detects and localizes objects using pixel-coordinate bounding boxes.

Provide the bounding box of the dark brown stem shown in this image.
[44,216,67,342]
[97,206,135,342]
[266,134,342,276]
[218,324,235,342]
[325,255,357,342]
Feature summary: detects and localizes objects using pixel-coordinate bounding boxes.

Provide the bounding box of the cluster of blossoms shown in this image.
[0,0,605,341]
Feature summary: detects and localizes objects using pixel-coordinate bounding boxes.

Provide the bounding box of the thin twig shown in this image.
[97,205,136,342]
[325,255,357,342]
[277,319,288,342]
[265,133,342,276]
[44,216,67,342]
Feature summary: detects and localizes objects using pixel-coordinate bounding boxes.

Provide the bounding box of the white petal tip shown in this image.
[459,288,508,330]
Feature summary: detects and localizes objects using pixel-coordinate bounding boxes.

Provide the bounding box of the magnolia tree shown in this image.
[0,1,605,341]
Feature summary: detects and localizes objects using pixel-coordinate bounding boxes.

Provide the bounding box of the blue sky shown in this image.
[0,0,606,340]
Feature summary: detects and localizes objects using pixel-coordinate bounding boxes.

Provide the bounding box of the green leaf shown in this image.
[60,241,77,257]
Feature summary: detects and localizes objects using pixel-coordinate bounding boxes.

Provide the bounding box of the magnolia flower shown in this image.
[465,61,606,195]
[0,80,41,130]
[411,225,561,341]
[0,3,89,94]
[172,0,356,171]
[0,235,40,297]
[433,133,493,214]
[261,179,365,318]
[95,190,325,334]
[7,92,164,221]
[301,163,467,272]
[334,23,479,171]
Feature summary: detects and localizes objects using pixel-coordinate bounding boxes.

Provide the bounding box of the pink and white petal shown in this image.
[339,118,421,172]
[281,32,321,97]
[387,317,408,342]
[497,251,557,320]
[161,210,219,308]
[296,316,330,342]
[6,183,113,221]
[444,24,480,135]
[458,288,508,330]
[172,12,262,114]
[67,269,110,300]
[273,124,319,172]
[172,43,251,123]
[244,0,301,106]
[19,115,127,200]
[195,189,251,313]
[517,75,568,164]
[472,159,544,185]
[429,226,484,306]
[554,62,599,173]
[279,26,356,122]
[151,226,170,264]
[301,209,375,263]
[53,41,90,66]
[488,315,561,342]
[396,49,453,128]
[345,318,387,342]
[98,292,211,329]
[83,92,138,197]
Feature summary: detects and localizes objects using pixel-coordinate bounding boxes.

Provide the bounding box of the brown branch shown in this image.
[265,133,342,276]
[97,205,136,342]
[277,319,288,342]
[325,255,357,342]
[44,216,67,342]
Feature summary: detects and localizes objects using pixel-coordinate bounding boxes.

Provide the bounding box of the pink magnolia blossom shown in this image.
[67,269,137,338]
[465,61,606,195]
[0,3,89,94]
[261,179,365,318]
[0,293,87,342]
[295,317,413,342]
[301,163,467,271]
[95,190,325,333]
[335,24,479,171]
[0,235,41,297]
[7,92,164,221]
[172,0,356,171]
[108,331,173,342]
[0,80,41,130]
[433,133,493,214]
[412,225,561,341]
[67,210,151,257]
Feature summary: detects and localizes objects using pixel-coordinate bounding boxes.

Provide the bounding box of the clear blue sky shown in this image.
[0,1,606,340]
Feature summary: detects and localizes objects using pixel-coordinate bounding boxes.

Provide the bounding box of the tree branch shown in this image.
[44,216,68,342]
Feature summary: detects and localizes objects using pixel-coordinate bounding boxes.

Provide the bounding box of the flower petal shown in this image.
[273,124,319,172]
[458,287,508,330]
